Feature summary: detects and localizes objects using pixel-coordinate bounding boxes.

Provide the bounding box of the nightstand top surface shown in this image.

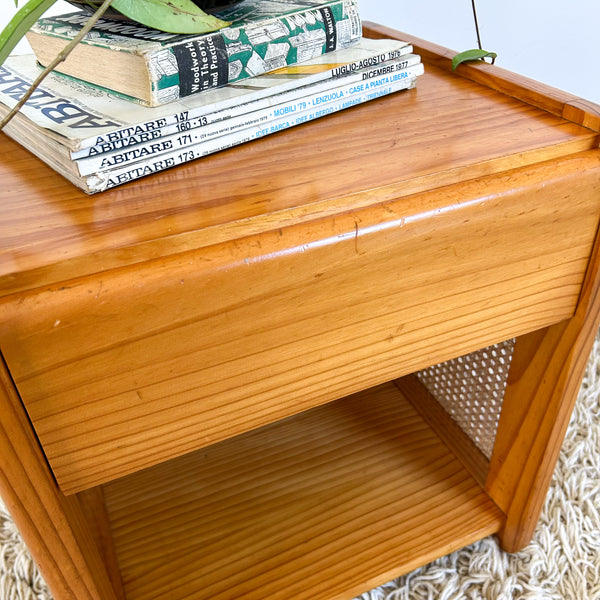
[0,26,598,296]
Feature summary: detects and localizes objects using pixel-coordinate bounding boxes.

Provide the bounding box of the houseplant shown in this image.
[0,0,495,127]
[0,0,236,124]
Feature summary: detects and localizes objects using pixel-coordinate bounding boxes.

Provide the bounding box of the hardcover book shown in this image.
[26,0,362,106]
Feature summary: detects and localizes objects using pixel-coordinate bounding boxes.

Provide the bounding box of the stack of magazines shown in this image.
[0,0,424,193]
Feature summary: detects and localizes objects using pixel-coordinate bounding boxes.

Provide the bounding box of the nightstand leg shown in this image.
[487,227,600,552]
[0,354,122,600]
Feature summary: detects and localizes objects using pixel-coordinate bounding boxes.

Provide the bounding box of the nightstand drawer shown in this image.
[2,152,599,495]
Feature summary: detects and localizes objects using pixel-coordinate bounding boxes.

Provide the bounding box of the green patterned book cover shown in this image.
[27,0,361,106]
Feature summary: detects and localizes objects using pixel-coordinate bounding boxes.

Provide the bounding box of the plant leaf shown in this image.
[111,0,229,33]
[0,0,59,65]
[1,0,117,130]
[452,48,497,71]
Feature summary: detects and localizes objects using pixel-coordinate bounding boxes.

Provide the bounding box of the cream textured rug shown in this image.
[2,334,600,600]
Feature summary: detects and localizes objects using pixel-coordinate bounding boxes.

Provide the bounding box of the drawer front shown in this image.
[2,153,599,494]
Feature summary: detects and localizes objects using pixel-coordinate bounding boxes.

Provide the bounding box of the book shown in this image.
[0,52,423,193]
[26,0,362,106]
[78,55,423,174]
[0,37,413,156]
[92,71,422,192]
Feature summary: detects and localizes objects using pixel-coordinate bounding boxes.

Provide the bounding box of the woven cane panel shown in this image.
[416,339,515,459]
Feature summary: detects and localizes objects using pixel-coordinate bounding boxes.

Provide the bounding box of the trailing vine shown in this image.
[0,0,230,126]
[453,0,497,70]
[0,0,116,127]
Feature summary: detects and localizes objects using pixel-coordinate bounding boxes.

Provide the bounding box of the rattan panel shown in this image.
[416,340,515,458]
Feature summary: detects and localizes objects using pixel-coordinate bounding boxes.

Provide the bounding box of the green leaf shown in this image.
[0,0,59,65]
[111,0,230,34]
[452,49,497,71]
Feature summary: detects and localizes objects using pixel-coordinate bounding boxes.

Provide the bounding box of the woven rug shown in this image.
[2,334,600,600]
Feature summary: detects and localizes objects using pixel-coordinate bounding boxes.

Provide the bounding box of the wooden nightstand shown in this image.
[0,23,599,600]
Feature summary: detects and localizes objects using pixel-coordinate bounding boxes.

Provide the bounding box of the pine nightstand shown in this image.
[1,23,599,600]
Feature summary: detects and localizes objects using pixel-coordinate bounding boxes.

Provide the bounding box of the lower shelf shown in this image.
[102,381,504,600]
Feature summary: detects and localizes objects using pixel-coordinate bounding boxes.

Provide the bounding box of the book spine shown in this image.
[148,0,362,104]
[85,70,421,192]
[72,43,413,157]
[76,55,422,172]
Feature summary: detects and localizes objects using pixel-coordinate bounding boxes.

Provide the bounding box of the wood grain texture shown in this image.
[362,22,600,133]
[0,27,599,598]
[76,487,126,600]
[0,57,597,297]
[486,225,600,551]
[0,354,120,600]
[102,382,504,600]
[3,152,599,494]
[394,374,490,488]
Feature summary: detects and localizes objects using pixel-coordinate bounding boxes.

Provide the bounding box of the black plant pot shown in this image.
[66,0,244,21]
